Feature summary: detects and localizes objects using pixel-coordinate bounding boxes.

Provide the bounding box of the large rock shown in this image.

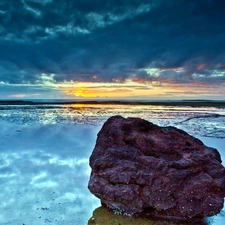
[88,116,225,221]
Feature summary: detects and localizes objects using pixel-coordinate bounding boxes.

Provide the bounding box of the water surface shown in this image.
[0,103,224,224]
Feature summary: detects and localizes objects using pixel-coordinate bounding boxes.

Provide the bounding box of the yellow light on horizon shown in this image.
[58,78,225,100]
[62,81,140,98]
[64,86,93,98]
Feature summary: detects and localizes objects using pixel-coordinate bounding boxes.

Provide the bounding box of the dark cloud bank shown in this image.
[0,0,225,85]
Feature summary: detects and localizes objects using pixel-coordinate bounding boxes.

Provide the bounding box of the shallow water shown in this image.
[1,103,225,138]
[0,103,224,224]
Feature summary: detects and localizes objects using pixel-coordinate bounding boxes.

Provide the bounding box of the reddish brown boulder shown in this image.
[88,116,225,221]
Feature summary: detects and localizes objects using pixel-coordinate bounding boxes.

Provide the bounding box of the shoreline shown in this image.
[1,99,225,107]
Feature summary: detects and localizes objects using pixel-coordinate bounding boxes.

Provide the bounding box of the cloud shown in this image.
[0,0,225,89]
[0,83,63,99]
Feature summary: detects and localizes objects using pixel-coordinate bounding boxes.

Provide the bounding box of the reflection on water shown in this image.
[0,123,101,224]
[88,206,209,225]
[0,104,225,224]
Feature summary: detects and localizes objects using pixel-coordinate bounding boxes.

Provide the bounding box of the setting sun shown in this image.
[64,86,91,98]
[59,78,225,100]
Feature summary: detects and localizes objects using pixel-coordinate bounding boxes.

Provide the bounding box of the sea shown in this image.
[0,101,224,224]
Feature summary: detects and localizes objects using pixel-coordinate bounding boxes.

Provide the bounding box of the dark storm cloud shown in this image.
[0,0,225,85]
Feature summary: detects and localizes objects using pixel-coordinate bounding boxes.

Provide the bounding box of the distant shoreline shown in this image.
[1,99,225,107]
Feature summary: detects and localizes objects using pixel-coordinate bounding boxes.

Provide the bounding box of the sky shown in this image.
[0,0,225,100]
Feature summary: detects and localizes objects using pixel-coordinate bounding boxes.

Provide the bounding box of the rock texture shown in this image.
[88,115,225,221]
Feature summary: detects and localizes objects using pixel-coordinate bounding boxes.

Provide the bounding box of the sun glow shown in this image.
[59,78,225,100]
[63,83,135,98]
[64,86,92,97]
[61,80,168,99]
[34,72,225,100]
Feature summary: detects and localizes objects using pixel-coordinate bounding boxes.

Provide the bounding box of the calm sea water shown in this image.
[1,103,225,138]
[0,103,224,224]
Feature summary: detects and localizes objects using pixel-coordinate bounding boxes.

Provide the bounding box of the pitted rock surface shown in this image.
[88,115,225,221]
